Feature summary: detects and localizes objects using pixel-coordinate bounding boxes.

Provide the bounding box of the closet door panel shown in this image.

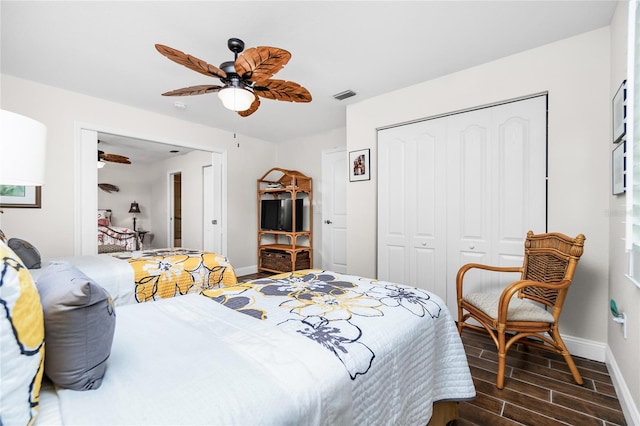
[378,130,412,282]
[493,96,547,276]
[411,123,447,295]
[448,109,492,268]
[386,245,408,284]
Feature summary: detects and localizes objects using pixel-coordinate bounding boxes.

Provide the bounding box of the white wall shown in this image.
[0,75,277,270]
[150,150,215,250]
[276,127,346,268]
[608,2,640,421]
[98,161,154,230]
[347,28,610,347]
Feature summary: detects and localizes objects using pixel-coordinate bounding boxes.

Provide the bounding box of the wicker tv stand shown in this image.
[257,168,312,274]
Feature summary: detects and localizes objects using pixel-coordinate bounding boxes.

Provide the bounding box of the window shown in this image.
[626,0,640,287]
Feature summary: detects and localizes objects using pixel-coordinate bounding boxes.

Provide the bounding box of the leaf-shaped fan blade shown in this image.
[254,80,312,103]
[237,96,261,117]
[161,85,222,96]
[155,44,227,79]
[98,183,120,193]
[235,46,291,82]
[100,153,131,164]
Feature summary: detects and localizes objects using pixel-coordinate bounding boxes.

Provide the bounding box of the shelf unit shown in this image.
[257,168,312,273]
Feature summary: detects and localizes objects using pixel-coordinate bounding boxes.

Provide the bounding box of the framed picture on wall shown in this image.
[0,185,42,208]
[612,141,626,195]
[612,80,626,144]
[349,149,370,182]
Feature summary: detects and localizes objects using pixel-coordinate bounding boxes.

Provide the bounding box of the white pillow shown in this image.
[0,240,45,425]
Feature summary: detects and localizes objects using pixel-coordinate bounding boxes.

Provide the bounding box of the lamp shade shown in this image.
[0,109,47,186]
[128,201,141,214]
[217,86,254,112]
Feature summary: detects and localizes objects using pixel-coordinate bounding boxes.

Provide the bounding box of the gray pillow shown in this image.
[36,261,116,390]
[7,238,41,269]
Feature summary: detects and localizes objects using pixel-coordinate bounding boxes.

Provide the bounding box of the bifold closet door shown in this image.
[378,96,547,313]
[377,117,448,299]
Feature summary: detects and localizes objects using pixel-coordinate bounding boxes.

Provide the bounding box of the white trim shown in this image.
[376,92,548,133]
[625,271,640,289]
[234,264,258,278]
[562,334,606,362]
[606,345,640,426]
[219,150,228,256]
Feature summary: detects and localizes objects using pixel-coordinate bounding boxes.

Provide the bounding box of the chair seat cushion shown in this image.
[463,292,555,323]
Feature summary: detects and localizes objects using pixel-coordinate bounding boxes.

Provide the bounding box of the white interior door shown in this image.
[203,153,223,253]
[378,95,547,313]
[321,148,347,273]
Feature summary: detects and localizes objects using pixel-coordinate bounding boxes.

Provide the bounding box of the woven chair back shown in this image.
[520,231,585,307]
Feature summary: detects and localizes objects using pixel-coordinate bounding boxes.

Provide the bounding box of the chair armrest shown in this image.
[497,279,572,322]
[456,263,523,299]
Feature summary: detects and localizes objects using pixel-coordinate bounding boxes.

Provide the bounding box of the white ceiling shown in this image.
[98,133,192,165]
[1,1,616,149]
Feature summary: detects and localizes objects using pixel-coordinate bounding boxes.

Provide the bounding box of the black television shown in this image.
[279,198,303,232]
[260,198,303,231]
[260,199,281,231]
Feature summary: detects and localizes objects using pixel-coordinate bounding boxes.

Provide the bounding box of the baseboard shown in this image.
[605,345,640,426]
[563,334,606,362]
[234,264,258,278]
[563,337,638,425]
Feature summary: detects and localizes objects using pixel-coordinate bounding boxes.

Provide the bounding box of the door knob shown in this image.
[324,220,333,224]
[469,244,475,250]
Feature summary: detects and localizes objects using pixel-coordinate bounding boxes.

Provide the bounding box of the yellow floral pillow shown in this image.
[0,240,45,425]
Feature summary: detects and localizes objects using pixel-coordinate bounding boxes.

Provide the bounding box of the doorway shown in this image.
[76,126,227,256]
[171,172,182,247]
[321,148,347,272]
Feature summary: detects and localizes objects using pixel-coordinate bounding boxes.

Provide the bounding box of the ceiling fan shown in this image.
[155,38,312,117]
[98,144,130,167]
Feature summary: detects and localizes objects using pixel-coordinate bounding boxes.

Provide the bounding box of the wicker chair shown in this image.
[456,230,586,389]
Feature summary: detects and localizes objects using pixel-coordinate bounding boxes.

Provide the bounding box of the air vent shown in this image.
[333,90,356,101]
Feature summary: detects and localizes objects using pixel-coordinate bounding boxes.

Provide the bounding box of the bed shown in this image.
[28,268,474,425]
[30,248,238,306]
[4,232,475,425]
[97,209,140,253]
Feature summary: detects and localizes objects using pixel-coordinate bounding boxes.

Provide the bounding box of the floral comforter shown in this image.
[113,249,238,303]
[202,269,475,424]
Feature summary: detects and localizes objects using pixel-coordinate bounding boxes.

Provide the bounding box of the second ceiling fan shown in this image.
[155,38,312,117]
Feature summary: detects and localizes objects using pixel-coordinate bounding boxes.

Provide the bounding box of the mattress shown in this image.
[39,294,353,425]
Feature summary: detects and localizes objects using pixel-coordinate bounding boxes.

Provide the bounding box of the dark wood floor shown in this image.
[238,273,626,425]
[456,329,626,425]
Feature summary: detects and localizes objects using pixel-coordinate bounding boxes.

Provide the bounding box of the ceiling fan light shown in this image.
[97,160,106,169]
[218,86,254,112]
